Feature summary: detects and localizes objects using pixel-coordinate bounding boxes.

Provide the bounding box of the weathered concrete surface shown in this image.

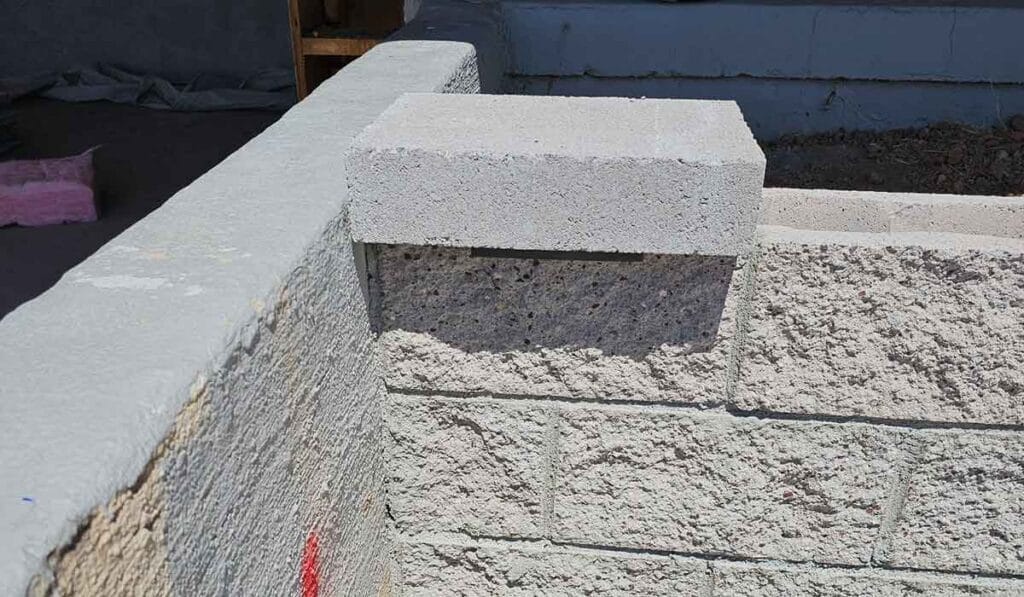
[395,540,711,596]
[0,30,502,597]
[387,394,548,538]
[762,188,1024,240]
[350,94,764,255]
[737,229,1024,425]
[711,561,1024,597]
[160,218,390,595]
[376,245,743,403]
[887,430,1024,576]
[553,406,903,566]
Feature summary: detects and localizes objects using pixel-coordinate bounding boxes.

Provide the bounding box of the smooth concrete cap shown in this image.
[349,93,765,255]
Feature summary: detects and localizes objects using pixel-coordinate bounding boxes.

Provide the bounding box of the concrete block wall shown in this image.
[376,215,1024,592]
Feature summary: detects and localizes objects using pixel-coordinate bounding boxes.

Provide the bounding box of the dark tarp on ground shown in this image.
[0,64,295,112]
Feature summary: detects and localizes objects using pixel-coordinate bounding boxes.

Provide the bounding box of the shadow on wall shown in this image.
[372,244,734,360]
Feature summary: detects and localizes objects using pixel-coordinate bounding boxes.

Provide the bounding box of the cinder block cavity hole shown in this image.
[469,248,643,263]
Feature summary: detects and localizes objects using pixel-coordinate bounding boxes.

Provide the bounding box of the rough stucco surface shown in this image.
[161,218,389,595]
[711,562,1024,596]
[553,406,902,565]
[33,387,212,596]
[349,94,765,256]
[377,245,742,403]
[395,541,711,596]
[387,394,548,538]
[887,430,1024,575]
[737,240,1024,425]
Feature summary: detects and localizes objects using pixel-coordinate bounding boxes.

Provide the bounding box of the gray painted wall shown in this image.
[505,0,1024,138]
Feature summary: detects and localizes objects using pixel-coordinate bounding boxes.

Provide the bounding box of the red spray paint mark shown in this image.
[301,531,320,597]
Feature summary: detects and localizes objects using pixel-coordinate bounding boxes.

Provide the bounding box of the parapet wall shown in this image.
[0,1,508,594]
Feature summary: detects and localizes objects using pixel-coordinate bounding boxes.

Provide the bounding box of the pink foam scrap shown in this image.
[0,150,98,227]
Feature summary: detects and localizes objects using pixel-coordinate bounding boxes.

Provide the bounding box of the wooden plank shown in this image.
[287,0,308,99]
[301,37,379,56]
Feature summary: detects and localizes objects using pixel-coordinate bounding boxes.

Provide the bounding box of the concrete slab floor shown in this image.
[0,98,282,320]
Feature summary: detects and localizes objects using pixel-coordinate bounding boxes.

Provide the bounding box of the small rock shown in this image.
[1009,114,1024,132]
[869,171,884,185]
[947,146,964,165]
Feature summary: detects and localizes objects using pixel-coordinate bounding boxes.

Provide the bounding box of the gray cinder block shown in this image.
[376,244,742,403]
[887,430,1024,575]
[737,231,1024,425]
[387,394,549,538]
[711,561,1024,596]
[396,541,711,596]
[349,93,765,256]
[552,406,904,565]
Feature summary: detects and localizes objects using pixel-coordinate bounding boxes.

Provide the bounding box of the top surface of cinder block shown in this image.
[354,93,764,163]
[349,93,765,256]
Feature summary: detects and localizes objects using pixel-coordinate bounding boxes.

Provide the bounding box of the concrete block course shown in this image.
[387,394,549,538]
[376,244,743,403]
[711,561,1024,597]
[552,406,904,565]
[349,93,765,256]
[761,188,1024,241]
[737,234,1024,425]
[395,541,711,596]
[887,430,1024,575]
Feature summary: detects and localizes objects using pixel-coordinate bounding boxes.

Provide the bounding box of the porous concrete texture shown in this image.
[887,430,1024,576]
[737,230,1024,425]
[395,541,712,596]
[553,406,903,565]
[762,188,1024,240]
[710,561,1024,597]
[376,244,742,403]
[349,93,765,256]
[0,0,509,589]
[387,394,549,538]
[378,189,1024,592]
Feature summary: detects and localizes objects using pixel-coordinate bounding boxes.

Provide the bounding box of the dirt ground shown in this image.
[0,98,281,320]
[763,116,1024,197]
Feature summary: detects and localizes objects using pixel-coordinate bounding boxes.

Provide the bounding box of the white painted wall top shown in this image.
[349,94,765,255]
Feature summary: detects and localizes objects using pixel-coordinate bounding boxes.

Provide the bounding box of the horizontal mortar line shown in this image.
[386,385,1024,433]
[505,72,1024,88]
[399,532,1024,583]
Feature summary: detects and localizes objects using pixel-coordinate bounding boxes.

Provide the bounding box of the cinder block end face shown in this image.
[888,431,1024,575]
[737,241,1024,425]
[386,394,549,538]
[348,93,765,256]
